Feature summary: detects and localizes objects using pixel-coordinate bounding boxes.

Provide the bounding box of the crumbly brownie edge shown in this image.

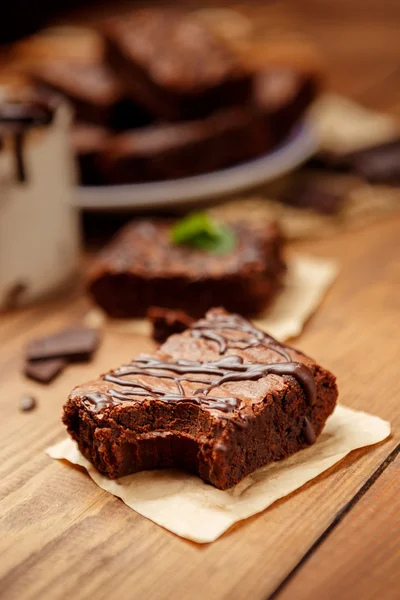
[62,362,337,489]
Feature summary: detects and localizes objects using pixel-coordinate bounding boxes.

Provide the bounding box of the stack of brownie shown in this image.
[27,8,320,185]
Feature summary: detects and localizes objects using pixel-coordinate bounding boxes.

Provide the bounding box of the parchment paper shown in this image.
[84,254,338,342]
[47,405,390,543]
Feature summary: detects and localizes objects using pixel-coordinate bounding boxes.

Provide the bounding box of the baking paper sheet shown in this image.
[47,406,390,543]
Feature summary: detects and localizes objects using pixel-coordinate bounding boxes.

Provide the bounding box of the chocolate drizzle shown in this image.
[0,100,53,183]
[83,313,317,421]
[191,313,292,360]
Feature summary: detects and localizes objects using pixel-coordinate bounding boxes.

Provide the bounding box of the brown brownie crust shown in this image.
[148,307,194,344]
[87,219,285,318]
[103,8,252,120]
[63,309,338,489]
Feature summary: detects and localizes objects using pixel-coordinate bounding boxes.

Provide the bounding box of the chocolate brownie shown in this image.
[87,219,285,319]
[103,8,252,120]
[63,309,338,489]
[98,107,272,184]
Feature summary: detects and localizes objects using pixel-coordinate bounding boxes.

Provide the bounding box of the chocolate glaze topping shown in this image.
[82,313,316,420]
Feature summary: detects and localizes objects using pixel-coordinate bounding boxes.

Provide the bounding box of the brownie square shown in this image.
[102,8,252,120]
[63,309,338,489]
[98,106,272,184]
[87,219,285,319]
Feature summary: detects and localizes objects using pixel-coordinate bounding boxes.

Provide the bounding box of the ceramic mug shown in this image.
[0,97,80,310]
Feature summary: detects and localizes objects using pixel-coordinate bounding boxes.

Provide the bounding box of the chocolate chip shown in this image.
[24,357,66,383]
[20,394,37,412]
[26,327,101,362]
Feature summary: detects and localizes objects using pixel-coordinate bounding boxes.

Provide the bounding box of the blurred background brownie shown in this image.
[88,218,285,319]
[5,8,321,187]
[103,8,253,121]
[98,107,271,184]
[98,65,316,184]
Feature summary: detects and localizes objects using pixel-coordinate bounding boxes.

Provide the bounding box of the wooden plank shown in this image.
[276,454,400,600]
[0,217,399,600]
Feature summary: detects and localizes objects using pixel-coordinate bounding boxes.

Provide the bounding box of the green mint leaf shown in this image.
[171,212,236,254]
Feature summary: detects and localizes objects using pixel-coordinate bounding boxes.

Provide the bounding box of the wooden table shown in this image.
[1,2,400,599]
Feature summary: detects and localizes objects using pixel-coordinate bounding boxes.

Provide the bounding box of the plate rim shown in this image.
[75,121,317,212]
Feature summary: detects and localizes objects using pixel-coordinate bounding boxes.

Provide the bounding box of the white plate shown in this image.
[75,121,317,212]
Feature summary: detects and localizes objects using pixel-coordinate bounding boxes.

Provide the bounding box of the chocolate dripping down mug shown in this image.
[0,93,80,310]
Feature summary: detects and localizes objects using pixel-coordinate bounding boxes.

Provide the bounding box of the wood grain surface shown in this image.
[277,456,400,600]
[1,2,400,599]
[0,217,399,600]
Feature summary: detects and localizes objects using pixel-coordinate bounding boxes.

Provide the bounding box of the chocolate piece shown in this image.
[26,327,100,362]
[348,138,400,184]
[148,307,194,344]
[24,357,66,383]
[103,8,252,120]
[88,219,285,319]
[98,107,271,184]
[309,138,400,185]
[20,394,37,412]
[282,180,344,214]
[63,309,338,489]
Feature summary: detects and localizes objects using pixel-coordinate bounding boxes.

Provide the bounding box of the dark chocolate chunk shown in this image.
[282,181,344,214]
[307,138,400,185]
[24,357,66,383]
[349,138,400,184]
[20,394,37,412]
[26,327,100,362]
